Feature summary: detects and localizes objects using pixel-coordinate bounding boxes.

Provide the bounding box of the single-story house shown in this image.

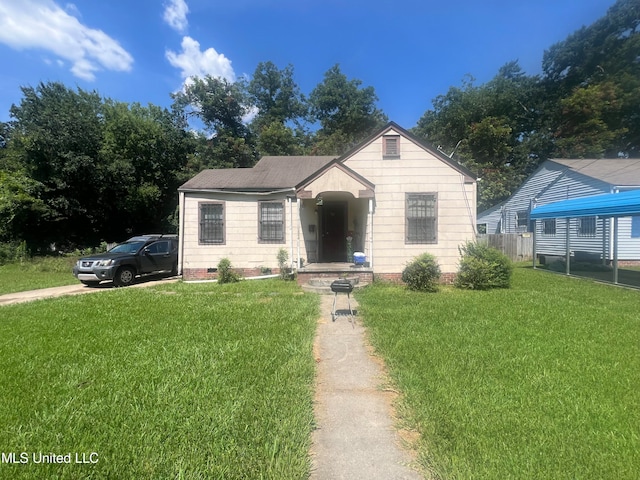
[477,158,640,263]
[178,122,477,283]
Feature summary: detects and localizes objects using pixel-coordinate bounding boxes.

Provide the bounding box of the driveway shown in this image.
[0,275,180,306]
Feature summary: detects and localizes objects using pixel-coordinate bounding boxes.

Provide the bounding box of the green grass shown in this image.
[0,256,78,294]
[0,279,318,479]
[356,267,640,479]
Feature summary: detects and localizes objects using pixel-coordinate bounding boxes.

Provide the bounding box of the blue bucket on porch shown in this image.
[353,252,366,265]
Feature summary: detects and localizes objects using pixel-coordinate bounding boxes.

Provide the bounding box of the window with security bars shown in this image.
[406,193,437,244]
[259,202,284,243]
[579,216,596,236]
[543,219,556,235]
[516,210,529,229]
[199,203,224,244]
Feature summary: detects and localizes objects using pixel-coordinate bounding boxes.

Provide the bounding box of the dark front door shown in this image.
[321,201,347,262]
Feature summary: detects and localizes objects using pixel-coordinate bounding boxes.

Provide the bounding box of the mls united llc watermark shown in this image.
[1,452,98,465]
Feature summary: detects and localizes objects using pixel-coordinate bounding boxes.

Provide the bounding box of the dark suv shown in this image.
[73,235,179,287]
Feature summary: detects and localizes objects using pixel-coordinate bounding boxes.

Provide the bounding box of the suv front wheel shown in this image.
[114,266,136,287]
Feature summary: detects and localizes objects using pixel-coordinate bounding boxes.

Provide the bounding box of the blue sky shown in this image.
[0,0,617,129]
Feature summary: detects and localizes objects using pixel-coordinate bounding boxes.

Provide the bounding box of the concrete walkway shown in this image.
[310,294,422,479]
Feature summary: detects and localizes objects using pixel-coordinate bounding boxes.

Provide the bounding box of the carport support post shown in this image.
[532,219,537,269]
[565,217,571,275]
[613,216,619,284]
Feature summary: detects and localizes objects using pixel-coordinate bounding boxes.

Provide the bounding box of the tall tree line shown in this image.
[414,0,640,210]
[0,64,385,250]
[1,0,638,249]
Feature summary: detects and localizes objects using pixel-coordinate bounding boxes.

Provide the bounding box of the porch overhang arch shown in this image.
[295,161,375,200]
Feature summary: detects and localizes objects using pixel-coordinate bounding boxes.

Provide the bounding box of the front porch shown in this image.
[295,159,375,267]
[296,262,374,292]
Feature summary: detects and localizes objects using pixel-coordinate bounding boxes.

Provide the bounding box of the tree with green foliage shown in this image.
[172,75,258,168]
[6,82,105,248]
[414,64,546,211]
[247,62,309,156]
[554,81,628,157]
[99,100,194,239]
[415,0,640,212]
[3,82,193,250]
[308,64,387,154]
[0,170,49,245]
[542,0,640,157]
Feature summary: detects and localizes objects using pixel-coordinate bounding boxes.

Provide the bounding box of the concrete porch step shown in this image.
[302,276,369,295]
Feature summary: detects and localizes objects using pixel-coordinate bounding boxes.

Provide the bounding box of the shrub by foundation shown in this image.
[401,253,441,292]
[217,258,241,284]
[455,241,513,290]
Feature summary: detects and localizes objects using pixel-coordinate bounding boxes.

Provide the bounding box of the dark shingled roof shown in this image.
[179,156,336,191]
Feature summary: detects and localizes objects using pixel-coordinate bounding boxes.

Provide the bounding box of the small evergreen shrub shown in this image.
[455,242,513,290]
[402,253,441,292]
[277,248,294,280]
[217,258,241,284]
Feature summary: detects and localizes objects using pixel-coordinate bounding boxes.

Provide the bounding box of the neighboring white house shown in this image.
[477,158,640,262]
[178,122,477,282]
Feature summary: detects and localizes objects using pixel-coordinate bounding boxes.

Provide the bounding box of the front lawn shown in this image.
[0,280,318,479]
[0,256,78,295]
[356,267,640,479]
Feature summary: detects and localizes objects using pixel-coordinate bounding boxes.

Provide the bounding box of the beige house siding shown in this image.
[180,191,303,275]
[343,130,476,273]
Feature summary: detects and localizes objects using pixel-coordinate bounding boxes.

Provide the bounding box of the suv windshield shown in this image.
[108,241,146,254]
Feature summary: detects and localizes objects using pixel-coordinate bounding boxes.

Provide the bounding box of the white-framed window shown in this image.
[406,193,437,244]
[516,210,529,230]
[383,135,400,158]
[199,202,225,244]
[258,201,285,243]
[579,216,596,236]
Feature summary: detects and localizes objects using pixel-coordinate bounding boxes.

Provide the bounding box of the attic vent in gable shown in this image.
[383,135,400,158]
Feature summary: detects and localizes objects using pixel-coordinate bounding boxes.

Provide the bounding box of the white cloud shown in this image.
[0,0,133,81]
[163,0,189,33]
[64,3,80,17]
[166,36,235,85]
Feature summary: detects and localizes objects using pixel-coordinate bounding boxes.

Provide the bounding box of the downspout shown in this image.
[288,197,294,271]
[613,217,619,284]
[609,187,619,262]
[297,198,301,268]
[532,219,537,269]
[368,198,374,268]
[565,217,571,275]
[178,191,185,276]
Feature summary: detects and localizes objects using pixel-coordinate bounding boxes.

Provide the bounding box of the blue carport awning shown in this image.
[531,189,640,219]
